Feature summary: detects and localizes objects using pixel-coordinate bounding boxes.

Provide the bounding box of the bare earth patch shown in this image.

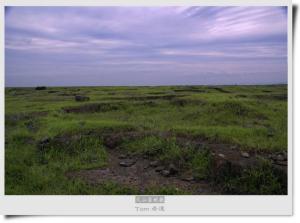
[66,148,216,194]
[64,130,287,194]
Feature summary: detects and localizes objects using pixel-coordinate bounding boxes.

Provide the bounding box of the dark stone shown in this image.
[161,170,170,177]
[75,95,90,102]
[181,176,194,182]
[40,137,50,145]
[230,145,238,150]
[276,154,286,161]
[168,164,178,175]
[37,137,51,153]
[218,153,226,159]
[241,152,250,158]
[119,159,136,167]
[150,160,159,167]
[270,153,287,162]
[155,166,165,172]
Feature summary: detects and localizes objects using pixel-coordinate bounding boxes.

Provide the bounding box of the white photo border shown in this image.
[0,0,293,215]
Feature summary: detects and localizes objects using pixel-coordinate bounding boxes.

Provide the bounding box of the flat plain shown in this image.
[5,85,287,195]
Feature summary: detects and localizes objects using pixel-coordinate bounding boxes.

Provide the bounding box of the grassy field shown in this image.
[5,85,288,195]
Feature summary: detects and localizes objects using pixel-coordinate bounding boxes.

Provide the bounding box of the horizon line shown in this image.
[5,83,288,88]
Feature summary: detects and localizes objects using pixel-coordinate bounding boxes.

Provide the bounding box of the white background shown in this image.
[0,0,299,221]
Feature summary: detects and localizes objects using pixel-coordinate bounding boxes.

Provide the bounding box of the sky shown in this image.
[5,6,288,87]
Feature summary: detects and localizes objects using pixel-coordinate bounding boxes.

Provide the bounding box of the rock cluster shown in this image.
[119,159,136,167]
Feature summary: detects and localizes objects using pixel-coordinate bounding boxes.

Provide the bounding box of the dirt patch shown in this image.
[63,129,287,194]
[66,149,215,194]
[62,103,123,113]
[102,131,145,149]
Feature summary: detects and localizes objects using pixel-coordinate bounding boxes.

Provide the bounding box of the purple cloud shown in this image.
[5,6,287,86]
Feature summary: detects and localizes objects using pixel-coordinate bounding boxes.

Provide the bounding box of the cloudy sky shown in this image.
[5,6,287,87]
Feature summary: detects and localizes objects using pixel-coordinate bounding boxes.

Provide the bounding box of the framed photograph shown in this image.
[0,0,292,215]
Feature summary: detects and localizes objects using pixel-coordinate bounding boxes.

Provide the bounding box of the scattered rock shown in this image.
[241,152,250,158]
[37,137,51,152]
[230,145,238,150]
[181,175,194,182]
[150,160,159,167]
[161,170,170,177]
[40,137,50,145]
[35,86,47,90]
[168,164,178,175]
[75,95,90,102]
[270,152,287,162]
[119,159,136,167]
[155,166,165,172]
[218,153,226,159]
[276,154,286,161]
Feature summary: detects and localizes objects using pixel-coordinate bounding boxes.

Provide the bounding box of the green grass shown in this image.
[5,85,287,194]
[190,149,212,180]
[37,135,108,170]
[216,158,287,195]
[121,135,193,169]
